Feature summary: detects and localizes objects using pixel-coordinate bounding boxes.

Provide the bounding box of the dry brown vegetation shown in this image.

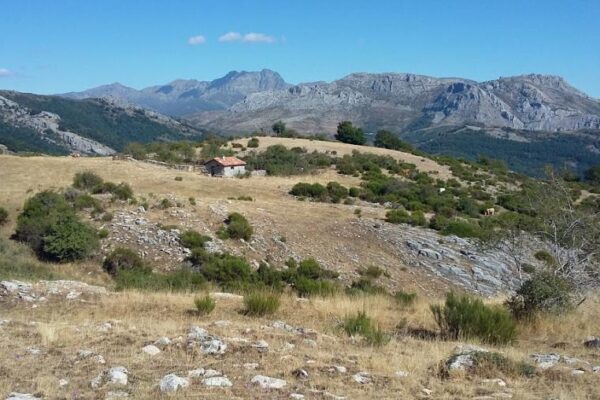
[1,141,599,399]
[1,291,599,399]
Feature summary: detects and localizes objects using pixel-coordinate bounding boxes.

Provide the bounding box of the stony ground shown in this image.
[1,282,599,399]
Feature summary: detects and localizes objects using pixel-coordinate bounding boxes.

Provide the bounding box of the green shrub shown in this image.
[73,193,101,210]
[294,276,339,297]
[158,198,174,209]
[174,176,183,181]
[98,228,109,239]
[335,121,366,145]
[431,292,517,345]
[224,212,253,241]
[244,290,281,316]
[358,265,384,279]
[101,212,113,222]
[441,220,481,238]
[73,171,103,191]
[346,278,387,295]
[237,196,253,201]
[114,267,206,291]
[194,295,216,315]
[247,137,260,148]
[341,311,390,346]
[196,252,255,287]
[469,351,535,378]
[179,230,212,249]
[394,290,417,306]
[42,214,99,262]
[506,272,574,320]
[533,250,555,266]
[349,187,361,197]
[290,182,327,199]
[103,247,144,275]
[189,197,196,205]
[386,209,413,225]
[0,207,8,226]
[15,191,98,261]
[326,182,349,203]
[296,258,339,279]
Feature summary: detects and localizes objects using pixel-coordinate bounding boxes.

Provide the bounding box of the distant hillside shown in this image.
[0,91,203,155]
[61,69,290,117]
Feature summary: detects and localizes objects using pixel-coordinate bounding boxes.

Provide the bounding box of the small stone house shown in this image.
[204,156,247,177]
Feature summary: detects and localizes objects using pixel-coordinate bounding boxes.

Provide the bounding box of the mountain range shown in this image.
[61,69,600,135]
[1,69,599,175]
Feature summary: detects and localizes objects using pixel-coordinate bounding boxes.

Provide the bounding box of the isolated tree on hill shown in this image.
[335,121,366,145]
[272,121,286,136]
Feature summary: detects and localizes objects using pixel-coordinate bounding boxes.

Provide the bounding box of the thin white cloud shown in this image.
[242,32,275,43]
[219,31,276,43]
[219,32,242,42]
[0,68,13,77]
[187,35,206,45]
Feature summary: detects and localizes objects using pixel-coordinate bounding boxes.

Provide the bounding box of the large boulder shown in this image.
[159,374,189,393]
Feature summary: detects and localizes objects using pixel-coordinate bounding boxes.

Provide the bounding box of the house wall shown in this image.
[222,165,246,177]
[205,161,246,177]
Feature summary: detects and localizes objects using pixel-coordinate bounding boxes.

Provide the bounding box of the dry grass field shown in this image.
[1,142,599,399]
[230,136,454,179]
[1,290,599,399]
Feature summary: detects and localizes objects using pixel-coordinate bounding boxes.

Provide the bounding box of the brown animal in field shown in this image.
[484,207,495,216]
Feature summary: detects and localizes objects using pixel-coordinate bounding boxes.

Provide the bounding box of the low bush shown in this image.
[179,230,212,249]
[441,220,482,238]
[506,272,574,320]
[101,212,114,222]
[294,276,339,297]
[431,292,517,345]
[98,228,109,239]
[174,176,183,181]
[158,198,174,209]
[290,182,327,199]
[247,138,260,148]
[346,278,387,295]
[14,191,99,261]
[73,193,101,210]
[103,247,144,275]
[386,209,426,226]
[341,311,390,346]
[237,195,253,201]
[0,207,8,225]
[358,265,384,279]
[244,290,281,316]
[114,267,206,291]
[73,171,103,191]
[394,290,417,306]
[223,212,253,241]
[194,295,216,315]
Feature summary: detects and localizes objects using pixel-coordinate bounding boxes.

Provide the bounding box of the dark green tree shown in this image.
[335,121,366,145]
[374,130,413,151]
[272,121,286,136]
[585,164,600,185]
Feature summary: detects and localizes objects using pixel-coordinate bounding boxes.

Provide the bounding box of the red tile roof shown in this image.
[206,156,247,167]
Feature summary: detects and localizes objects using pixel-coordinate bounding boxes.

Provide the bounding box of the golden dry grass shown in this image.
[1,291,599,399]
[230,136,454,179]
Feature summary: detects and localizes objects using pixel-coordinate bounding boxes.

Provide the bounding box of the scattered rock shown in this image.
[26,347,41,355]
[98,322,113,332]
[329,365,347,374]
[91,366,128,389]
[188,368,205,378]
[251,375,287,389]
[571,369,585,376]
[593,366,600,373]
[213,320,230,327]
[252,340,269,349]
[202,376,233,387]
[243,362,259,370]
[159,373,189,393]
[204,369,221,378]
[187,326,227,355]
[105,391,129,399]
[482,378,506,387]
[290,394,305,399]
[530,353,560,369]
[5,394,41,400]
[292,368,309,379]
[352,372,371,384]
[395,370,409,377]
[142,344,161,356]
[154,337,171,347]
[58,378,69,388]
[447,345,490,371]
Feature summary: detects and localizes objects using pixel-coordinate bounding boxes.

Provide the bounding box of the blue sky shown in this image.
[1,0,599,97]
